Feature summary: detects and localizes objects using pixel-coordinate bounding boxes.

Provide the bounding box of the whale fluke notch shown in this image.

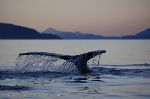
[18,50,106,74]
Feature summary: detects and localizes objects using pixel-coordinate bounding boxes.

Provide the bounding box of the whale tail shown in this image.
[66,50,106,74]
[18,50,106,74]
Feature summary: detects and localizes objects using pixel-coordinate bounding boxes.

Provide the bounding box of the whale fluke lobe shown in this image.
[16,50,106,74]
[67,50,106,74]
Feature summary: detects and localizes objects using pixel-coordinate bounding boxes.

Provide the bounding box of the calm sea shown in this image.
[0,40,150,99]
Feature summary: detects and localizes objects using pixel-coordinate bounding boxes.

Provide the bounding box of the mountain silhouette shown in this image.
[0,23,149,39]
[43,28,61,34]
[123,28,150,39]
[121,28,150,39]
[43,28,106,39]
[43,27,150,39]
[0,23,61,39]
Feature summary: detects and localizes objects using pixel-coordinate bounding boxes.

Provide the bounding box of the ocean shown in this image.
[0,40,150,99]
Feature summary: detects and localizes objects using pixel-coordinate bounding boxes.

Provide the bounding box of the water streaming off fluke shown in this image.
[15,50,106,74]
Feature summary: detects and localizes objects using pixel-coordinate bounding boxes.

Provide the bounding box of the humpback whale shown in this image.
[18,50,106,74]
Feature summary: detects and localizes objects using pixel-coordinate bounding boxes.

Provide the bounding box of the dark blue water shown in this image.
[0,64,150,99]
[0,40,150,99]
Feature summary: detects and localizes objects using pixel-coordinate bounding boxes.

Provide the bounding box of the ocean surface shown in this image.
[0,40,150,99]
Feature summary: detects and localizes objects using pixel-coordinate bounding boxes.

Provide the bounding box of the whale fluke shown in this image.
[18,50,106,74]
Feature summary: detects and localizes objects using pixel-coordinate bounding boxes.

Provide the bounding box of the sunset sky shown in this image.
[0,0,150,36]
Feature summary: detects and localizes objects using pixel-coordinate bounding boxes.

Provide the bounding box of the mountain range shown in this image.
[120,28,150,39]
[42,28,105,39]
[0,23,61,39]
[0,23,150,39]
[43,27,150,39]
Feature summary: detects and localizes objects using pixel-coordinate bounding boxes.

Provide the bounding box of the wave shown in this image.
[91,67,150,77]
[0,85,30,91]
[0,64,150,79]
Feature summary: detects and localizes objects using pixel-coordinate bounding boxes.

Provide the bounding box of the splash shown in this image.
[15,55,77,73]
[15,50,106,74]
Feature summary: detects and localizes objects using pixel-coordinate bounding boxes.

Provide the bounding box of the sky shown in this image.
[0,0,150,36]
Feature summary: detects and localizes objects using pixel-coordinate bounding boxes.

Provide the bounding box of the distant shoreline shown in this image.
[0,23,150,39]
